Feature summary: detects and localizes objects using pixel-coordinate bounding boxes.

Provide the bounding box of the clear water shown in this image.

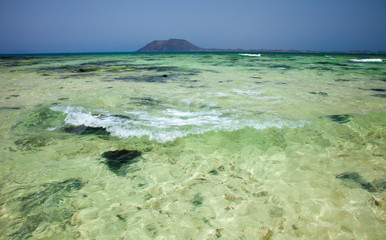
[0,53,385,239]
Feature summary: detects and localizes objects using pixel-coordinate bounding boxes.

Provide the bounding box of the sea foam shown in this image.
[350,58,383,62]
[239,53,261,57]
[50,105,308,143]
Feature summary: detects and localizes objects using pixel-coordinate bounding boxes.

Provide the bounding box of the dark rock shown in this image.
[335,79,352,82]
[254,191,269,197]
[116,215,126,222]
[162,74,168,77]
[370,88,385,92]
[192,193,204,206]
[5,94,19,99]
[309,92,328,96]
[114,75,167,83]
[371,94,386,98]
[316,62,348,67]
[102,150,142,173]
[337,172,362,181]
[269,64,292,69]
[336,172,376,192]
[0,107,21,110]
[64,125,109,135]
[327,114,352,123]
[370,197,380,206]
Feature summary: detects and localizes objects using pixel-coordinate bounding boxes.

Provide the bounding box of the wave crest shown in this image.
[50,105,308,142]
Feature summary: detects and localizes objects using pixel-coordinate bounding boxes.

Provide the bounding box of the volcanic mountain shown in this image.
[137,39,203,52]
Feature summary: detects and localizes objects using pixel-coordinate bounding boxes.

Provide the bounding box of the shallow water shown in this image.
[0,53,385,239]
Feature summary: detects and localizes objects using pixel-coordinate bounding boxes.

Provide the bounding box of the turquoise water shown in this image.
[0,53,385,239]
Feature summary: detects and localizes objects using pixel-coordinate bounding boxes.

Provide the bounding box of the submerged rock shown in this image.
[336,172,376,192]
[371,94,386,98]
[64,125,109,135]
[370,88,385,92]
[192,193,204,206]
[102,150,142,174]
[5,94,20,99]
[308,92,328,96]
[114,75,167,83]
[0,106,21,110]
[327,114,352,124]
[335,79,352,82]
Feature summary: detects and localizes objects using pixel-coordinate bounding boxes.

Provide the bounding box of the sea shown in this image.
[0,52,385,239]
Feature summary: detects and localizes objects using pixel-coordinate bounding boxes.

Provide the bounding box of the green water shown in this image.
[0,53,385,239]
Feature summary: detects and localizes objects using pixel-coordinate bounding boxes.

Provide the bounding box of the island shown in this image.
[137,39,203,52]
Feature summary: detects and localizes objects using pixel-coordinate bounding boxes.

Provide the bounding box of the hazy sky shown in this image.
[0,0,385,53]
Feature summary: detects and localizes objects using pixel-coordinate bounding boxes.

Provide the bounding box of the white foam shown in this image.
[239,53,261,57]
[350,58,382,62]
[50,105,308,143]
[207,92,228,97]
[232,89,263,96]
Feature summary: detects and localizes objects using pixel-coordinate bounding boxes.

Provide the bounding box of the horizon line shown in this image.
[1,49,386,55]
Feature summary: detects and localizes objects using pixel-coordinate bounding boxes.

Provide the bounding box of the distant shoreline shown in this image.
[1,51,386,56]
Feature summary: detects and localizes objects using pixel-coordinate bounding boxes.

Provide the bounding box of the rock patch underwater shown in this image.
[2,179,86,240]
[102,150,142,175]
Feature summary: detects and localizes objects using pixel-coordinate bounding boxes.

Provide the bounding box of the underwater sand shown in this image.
[0,53,385,239]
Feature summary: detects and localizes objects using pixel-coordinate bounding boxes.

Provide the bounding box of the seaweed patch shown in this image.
[7,179,86,239]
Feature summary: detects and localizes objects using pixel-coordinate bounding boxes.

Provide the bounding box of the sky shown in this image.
[0,0,385,53]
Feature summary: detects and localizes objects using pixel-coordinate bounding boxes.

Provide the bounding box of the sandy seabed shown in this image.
[0,53,385,239]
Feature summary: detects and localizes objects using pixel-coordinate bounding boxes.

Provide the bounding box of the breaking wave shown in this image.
[50,105,308,143]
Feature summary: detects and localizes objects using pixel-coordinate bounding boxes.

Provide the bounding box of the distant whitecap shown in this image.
[350,58,382,62]
[239,53,261,57]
